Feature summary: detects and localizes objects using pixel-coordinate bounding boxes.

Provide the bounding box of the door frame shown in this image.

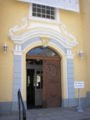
[26,54,61,108]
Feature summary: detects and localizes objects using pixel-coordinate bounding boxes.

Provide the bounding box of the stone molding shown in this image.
[9,17,78,52]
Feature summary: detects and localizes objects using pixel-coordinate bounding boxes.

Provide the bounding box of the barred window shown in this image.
[32,4,55,20]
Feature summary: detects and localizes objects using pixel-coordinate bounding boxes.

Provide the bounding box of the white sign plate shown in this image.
[74,81,84,88]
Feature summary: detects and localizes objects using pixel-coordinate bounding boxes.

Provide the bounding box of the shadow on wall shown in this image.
[85,92,90,107]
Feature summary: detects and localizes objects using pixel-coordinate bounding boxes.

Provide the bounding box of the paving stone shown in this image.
[1,108,90,120]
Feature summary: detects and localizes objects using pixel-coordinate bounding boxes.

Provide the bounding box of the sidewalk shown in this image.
[27,107,90,120]
[0,107,90,120]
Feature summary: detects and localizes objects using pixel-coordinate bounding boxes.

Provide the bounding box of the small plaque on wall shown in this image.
[74,81,84,89]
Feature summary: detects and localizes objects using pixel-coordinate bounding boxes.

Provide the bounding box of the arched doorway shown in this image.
[26,47,62,109]
[10,22,77,110]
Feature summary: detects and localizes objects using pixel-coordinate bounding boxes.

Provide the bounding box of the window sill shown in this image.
[29,16,60,25]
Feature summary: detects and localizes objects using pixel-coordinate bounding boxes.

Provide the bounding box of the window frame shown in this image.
[29,3,60,23]
[32,4,55,20]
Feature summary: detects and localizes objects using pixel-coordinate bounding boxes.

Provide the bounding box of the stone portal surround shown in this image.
[12,37,75,111]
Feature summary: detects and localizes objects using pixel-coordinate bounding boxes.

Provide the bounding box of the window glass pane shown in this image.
[42,14,45,18]
[37,13,41,17]
[33,4,36,7]
[32,4,55,20]
[46,10,50,14]
[42,9,45,14]
[37,4,41,8]
[42,5,45,9]
[37,8,41,13]
[27,47,58,56]
[46,15,50,19]
[51,11,55,15]
[32,12,37,16]
[51,7,54,11]
[33,7,36,12]
[51,16,55,19]
[46,6,50,10]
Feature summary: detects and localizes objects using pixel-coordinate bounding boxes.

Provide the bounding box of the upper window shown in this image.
[32,4,55,20]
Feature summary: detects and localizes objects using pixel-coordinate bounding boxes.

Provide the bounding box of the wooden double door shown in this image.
[27,56,62,108]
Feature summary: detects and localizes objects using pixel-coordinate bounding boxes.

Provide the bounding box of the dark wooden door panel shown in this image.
[43,59,61,108]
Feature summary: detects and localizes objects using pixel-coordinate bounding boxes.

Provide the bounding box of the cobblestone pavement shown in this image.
[1,107,90,120]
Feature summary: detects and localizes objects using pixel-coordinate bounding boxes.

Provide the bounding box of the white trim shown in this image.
[29,3,32,19]
[14,44,22,55]
[56,8,60,23]
[17,0,80,13]
[9,16,78,49]
[66,49,74,59]
[29,3,60,24]
[9,17,28,33]
[9,26,78,49]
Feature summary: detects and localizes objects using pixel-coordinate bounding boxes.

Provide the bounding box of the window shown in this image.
[32,4,55,20]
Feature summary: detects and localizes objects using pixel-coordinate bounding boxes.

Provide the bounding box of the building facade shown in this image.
[0,0,90,113]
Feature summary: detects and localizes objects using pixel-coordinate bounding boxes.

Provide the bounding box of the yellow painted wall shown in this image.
[60,7,88,97]
[80,0,90,93]
[0,0,29,102]
[0,0,89,102]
